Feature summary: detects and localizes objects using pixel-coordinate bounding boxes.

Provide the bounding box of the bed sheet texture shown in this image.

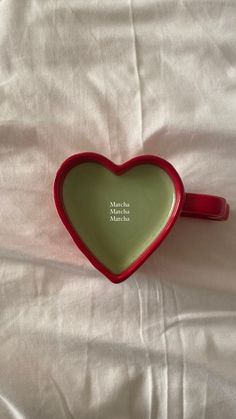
[0,1,236,418]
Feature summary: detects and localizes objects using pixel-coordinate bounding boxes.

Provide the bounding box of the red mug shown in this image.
[54,153,229,283]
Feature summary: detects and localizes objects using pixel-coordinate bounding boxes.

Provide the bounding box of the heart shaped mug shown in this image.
[54,153,229,283]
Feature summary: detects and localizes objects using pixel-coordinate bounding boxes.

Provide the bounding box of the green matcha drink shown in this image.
[62,162,175,274]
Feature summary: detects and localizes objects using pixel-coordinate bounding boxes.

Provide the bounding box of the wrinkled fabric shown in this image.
[0,1,236,418]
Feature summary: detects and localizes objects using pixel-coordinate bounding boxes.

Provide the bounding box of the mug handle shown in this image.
[181,193,229,221]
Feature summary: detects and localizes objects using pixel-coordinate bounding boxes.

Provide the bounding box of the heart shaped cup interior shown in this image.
[54,154,184,282]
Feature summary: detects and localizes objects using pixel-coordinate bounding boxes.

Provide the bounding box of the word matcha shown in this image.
[109,201,130,222]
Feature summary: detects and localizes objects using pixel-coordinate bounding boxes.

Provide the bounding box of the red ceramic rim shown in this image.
[54,152,185,283]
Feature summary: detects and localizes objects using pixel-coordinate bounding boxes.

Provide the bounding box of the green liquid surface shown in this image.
[62,162,175,274]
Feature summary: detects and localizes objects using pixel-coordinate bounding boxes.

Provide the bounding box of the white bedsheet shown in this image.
[0,1,236,418]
